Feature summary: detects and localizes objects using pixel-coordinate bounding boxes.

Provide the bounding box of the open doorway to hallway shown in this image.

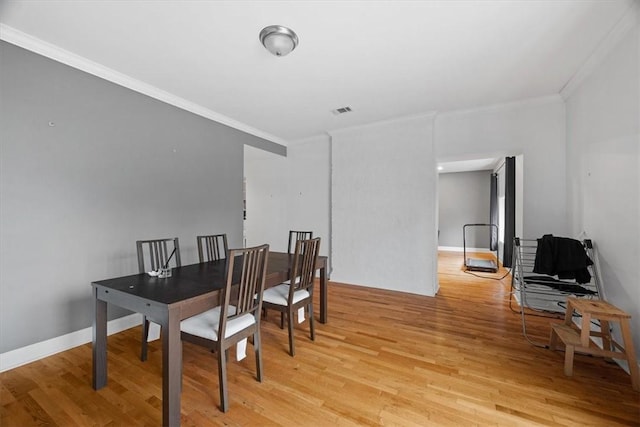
[436,155,523,268]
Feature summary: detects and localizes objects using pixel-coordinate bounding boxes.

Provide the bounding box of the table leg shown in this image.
[92,291,107,390]
[163,307,182,426]
[319,264,327,324]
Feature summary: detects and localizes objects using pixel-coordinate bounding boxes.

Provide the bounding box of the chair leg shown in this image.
[140,316,150,361]
[288,309,296,357]
[254,331,263,382]
[280,312,285,329]
[218,345,229,412]
[563,345,575,376]
[308,302,315,341]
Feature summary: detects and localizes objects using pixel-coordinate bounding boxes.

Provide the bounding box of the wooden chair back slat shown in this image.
[197,234,228,263]
[287,230,313,254]
[136,238,181,273]
[290,238,321,298]
[218,244,269,338]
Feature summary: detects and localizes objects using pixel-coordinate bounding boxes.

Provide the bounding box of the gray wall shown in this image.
[438,170,492,248]
[0,41,281,353]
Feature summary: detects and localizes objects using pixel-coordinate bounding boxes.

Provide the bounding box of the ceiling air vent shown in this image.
[332,106,352,115]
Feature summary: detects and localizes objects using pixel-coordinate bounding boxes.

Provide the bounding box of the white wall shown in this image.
[330,115,438,296]
[286,136,331,259]
[564,6,639,358]
[434,95,567,240]
[246,99,564,297]
[244,135,331,258]
[244,145,289,251]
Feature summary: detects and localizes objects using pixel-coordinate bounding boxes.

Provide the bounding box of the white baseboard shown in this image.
[0,313,143,373]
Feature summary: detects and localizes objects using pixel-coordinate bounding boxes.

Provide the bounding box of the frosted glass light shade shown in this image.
[259,25,298,57]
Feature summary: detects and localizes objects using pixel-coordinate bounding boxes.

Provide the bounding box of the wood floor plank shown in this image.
[1,251,638,426]
[27,388,80,427]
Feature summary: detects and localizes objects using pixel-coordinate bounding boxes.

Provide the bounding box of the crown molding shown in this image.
[435,94,563,119]
[327,111,437,138]
[0,24,289,147]
[287,133,331,147]
[560,1,638,100]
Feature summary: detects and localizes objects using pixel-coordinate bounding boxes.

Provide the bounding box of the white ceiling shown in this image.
[0,1,633,145]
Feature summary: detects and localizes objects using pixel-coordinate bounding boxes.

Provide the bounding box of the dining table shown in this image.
[92,251,328,426]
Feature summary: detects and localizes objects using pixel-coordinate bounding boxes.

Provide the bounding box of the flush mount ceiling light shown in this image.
[259,25,299,57]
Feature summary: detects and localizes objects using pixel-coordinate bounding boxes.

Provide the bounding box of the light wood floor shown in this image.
[2,251,639,426]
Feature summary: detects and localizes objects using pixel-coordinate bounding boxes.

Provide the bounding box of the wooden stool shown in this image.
[549,297,639,391]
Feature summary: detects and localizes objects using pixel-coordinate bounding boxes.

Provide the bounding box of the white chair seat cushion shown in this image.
[262,284,310,306]
[180,306,255,341]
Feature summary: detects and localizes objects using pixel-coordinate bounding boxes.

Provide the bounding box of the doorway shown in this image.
[437,155,523,268]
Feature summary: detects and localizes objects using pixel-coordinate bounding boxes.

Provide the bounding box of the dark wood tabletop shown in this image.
[92,251,328,427]
[91,252,326,307]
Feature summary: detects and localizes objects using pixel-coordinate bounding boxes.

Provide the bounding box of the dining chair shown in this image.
[136,237,181,361]
[262,230,313,321]
[197,234,228,263]
[180,244,270,412]
[288,230,313,253]
[262,237,320,356]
